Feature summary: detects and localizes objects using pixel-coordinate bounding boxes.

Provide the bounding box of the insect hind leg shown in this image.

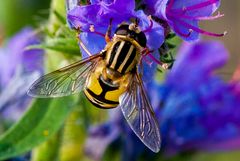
[74,27,92,56]
[141,47,169,70]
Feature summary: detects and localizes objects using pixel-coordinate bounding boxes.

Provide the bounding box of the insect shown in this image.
[28,20,161,152]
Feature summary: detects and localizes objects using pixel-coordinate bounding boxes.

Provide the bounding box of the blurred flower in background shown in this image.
[160,41,240,153]
[0,27,44,122]
[232,65,240,82]
[143,0,226,40]
[0,0,50,37]
[84,40,240,160]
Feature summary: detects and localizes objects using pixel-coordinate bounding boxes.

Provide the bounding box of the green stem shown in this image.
[59,105,87,161]
[47,0,66,35]
[31,0,67,161]
[31,133,61,161]
[44,0,69,71]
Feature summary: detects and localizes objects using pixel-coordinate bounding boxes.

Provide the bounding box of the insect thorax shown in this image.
[104,23,147,74]
[104,39,137,74]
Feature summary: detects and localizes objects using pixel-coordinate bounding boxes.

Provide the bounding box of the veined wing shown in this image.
[119,73,161,152]
[28,53,102,97]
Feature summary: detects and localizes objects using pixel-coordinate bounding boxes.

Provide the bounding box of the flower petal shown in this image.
[154,0,222,40]
[79,31,106,58]
[167,41,229,89]
[135,10,165,50]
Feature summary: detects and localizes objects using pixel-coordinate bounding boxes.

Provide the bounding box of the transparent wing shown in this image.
[119,73,161,152]
[28,53,102,97]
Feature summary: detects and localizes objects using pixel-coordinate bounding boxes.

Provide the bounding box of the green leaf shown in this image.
[32,132,62,161]
[56,25,77,38]
[53,10,66,25]
[27,37,80,56]
[59,105,87,161]
[0,96,77,160]
[190,151,240,161]
[165,32,176,39]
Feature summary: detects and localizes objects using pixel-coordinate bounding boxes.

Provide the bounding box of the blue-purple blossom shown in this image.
[67,0,165,82]
[85,109,122,160]
[66,0,164,56]
[143,0,226,40]
[84,41,240,159]
[0,27,44,121]
[159,41,240,153]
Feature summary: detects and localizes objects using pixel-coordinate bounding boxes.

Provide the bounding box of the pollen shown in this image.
[89,25,95,32]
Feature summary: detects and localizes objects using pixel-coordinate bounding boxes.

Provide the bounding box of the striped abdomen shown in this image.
[105,40,139,74]
[84,40,140,109]
[83,61,129,109]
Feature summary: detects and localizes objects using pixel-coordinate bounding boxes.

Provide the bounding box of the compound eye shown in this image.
[116,29,128,35]
[135,32,147,47]
[115,24,129,35]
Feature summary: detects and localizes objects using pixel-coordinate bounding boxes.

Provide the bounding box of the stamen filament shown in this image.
[89,25,105,37]
[174,18,226,37]
[168,11,224,21]
[167,0,175,11]
[170,0,218,13]
[171,22,192,37]
[147,52,163,65]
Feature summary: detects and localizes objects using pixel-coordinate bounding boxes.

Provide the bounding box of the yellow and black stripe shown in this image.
[83,62,128,109]
[106,40,138,74]
[84,75,119,108]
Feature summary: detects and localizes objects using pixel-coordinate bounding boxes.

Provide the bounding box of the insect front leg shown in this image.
[88,19,113,43]
[75,27,92,56]
[141,47,169,70]
[105,18,113,43]
[88,18,113,43]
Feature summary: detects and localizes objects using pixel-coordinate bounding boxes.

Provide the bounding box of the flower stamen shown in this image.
[168,11,224,21]
[89,25,105,37]
[143,48,163,65]
[171,22,193,38]
[171,0,219,13]
[174,18,227,37]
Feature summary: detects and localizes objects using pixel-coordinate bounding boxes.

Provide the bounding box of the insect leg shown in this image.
[74,27,92,56]
[105,18,113,43]
[77,35,92,56]
[141,48,168,70]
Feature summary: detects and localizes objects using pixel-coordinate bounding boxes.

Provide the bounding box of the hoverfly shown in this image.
[28,20,161,152]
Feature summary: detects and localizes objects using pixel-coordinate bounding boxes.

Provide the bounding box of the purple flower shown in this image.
[85,109,122,160]
[144,0,226,40]
[0,27,44,121]
[154,41,240,153]
[66,0,165,83]
[83,41,240,159]
[66,0,164,56]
